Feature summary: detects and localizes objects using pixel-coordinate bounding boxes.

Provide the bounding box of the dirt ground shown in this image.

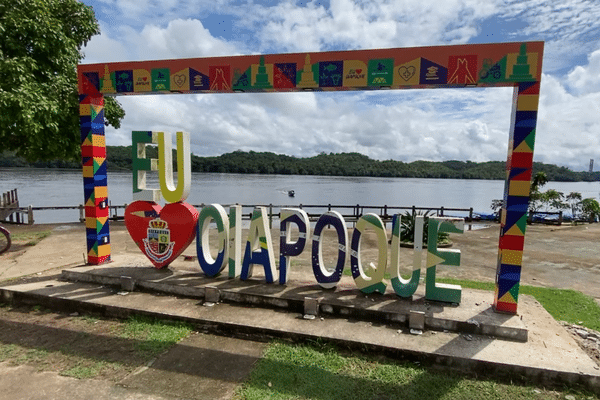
[0,303,266,400]
[0,304,146,382]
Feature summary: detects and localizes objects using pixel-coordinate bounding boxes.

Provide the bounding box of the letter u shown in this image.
[158,131,191,203]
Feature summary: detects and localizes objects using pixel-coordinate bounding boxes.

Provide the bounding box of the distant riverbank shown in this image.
[2,148,599,182]
[3,169,600,224]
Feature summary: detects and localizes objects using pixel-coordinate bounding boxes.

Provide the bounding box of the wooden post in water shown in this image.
[27,205,34,225]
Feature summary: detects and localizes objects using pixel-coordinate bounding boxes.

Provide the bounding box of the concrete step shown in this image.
[61,265,528,342]
[1,274,600,393]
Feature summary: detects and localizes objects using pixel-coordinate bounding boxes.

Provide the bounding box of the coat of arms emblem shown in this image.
[143,218,175,263]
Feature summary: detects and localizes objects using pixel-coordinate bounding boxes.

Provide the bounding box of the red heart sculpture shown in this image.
[125,201,199,269]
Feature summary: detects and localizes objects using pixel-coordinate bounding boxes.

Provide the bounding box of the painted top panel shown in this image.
[78,41,544,96]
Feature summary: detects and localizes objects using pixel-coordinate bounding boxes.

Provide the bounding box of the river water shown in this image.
[1,168,599,223]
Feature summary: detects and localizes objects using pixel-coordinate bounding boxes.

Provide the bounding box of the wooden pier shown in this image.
[0,189,33,224]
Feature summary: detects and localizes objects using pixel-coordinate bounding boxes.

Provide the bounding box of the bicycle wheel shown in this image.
[0,226,10,255]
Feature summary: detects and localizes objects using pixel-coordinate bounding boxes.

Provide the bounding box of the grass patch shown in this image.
[0,344,19,362]
[234,341,593,400]
[61,361,112,379]
[81,315,99,325]
[438,278,600,331]
[121,316,193,357]
[10,230,51,246]
[16,348,50,364]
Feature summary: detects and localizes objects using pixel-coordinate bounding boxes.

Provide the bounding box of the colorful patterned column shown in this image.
[494,81,540,314]
[79,73,111,264]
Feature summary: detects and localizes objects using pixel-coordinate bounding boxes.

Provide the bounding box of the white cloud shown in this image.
[81,23,130,63]
[501,0,600,72]
[567,48,600,95]
[502,0,600,40]
[250,0,499,52]
[137,19,239,59]
[535,73,600,169]
[83,18,239,63]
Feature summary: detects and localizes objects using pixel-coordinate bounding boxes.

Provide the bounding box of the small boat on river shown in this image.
[288,190,295,197]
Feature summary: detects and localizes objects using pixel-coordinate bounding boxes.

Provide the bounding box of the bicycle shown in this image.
[0,224,11,255]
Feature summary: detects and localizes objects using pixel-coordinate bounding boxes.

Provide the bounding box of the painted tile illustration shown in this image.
[420,59,447,85]
[368,58,394,86]
[343,60,367,87]
[115,70,133,92]
[478,57,507,83]
[319,61,343,87]
[394,58,420,87]
[448,55,477,84]
[296,54,319,88]
[152,68,170,91]
[171,69,190,91]
[133,69,152,92]
[210,66,231,91]
[274,63,297,88]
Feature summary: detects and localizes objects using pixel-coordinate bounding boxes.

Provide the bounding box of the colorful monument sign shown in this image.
[78,41,544,314]
[125,132,464,302]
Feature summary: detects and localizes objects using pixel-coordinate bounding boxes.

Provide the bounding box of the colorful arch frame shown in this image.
[77,41,544,314]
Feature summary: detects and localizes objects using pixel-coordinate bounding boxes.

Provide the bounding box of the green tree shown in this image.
[541,189,565,212]
[527,171,548,217]
[0,0,125,162]
[580,198,600,222]
[530,171,548,193]
[399,209,448,245]
[490,199,504,219]
[565,191,582,218]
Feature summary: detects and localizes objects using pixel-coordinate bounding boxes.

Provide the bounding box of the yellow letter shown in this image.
[158,131,191,203]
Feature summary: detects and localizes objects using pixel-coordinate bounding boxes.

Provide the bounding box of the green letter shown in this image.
[132,131,160,202]
[425,217,463,303]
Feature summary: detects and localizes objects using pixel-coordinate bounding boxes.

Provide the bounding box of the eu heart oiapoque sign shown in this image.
[124,131,464,304]
[79,41,544,313]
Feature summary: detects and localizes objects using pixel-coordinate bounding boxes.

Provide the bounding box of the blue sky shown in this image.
[81,0,600,170]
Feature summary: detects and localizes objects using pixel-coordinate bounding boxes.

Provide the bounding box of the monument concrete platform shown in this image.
[60,264,529,342]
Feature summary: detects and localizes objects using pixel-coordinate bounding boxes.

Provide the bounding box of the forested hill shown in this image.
[1,147,599,182]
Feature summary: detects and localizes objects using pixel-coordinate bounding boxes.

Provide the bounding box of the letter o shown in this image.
[312,211,348,289]
[196,204,229,277]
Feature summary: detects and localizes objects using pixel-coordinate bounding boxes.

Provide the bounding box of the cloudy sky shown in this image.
[80,0,600,171]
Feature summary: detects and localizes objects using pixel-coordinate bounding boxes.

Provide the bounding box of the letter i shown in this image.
[228,204,242,278]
